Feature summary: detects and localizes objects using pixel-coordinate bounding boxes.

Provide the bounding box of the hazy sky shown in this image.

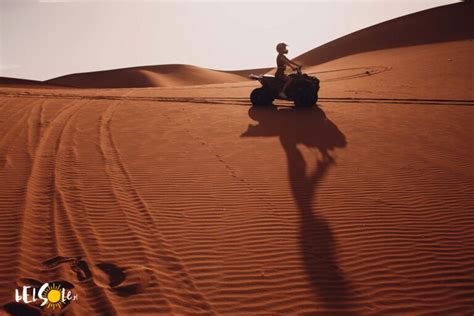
[1,0,458,81]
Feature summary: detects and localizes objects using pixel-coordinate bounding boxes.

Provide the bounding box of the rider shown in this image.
[276,43,301,99]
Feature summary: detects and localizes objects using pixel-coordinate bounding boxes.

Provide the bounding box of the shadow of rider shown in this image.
[241,106,356,309]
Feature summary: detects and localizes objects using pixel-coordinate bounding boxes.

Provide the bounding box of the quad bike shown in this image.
[249,68,320,107]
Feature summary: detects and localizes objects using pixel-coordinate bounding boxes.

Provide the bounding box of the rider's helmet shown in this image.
[276,43,288,53]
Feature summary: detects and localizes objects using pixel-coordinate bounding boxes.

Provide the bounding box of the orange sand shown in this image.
[0,3,472,315]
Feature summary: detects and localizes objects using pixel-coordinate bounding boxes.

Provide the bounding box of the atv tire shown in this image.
[294,86,316,107]
[250,88,273,106]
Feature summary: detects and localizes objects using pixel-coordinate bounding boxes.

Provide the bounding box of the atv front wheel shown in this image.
[294,87,317,107]
[250,88,273,106]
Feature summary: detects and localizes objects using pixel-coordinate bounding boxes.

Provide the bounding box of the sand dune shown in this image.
[0,77,63,89]
[0,2,473,315]
[44,64,251,88]
[1,66,275,90]
[293,2,472,67]
[306,39,472,101]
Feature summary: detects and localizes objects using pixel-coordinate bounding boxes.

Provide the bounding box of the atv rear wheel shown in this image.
[250,88,273,106]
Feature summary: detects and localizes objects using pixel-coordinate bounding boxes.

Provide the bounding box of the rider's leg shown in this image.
[279,77,293,98]
[282,77,292,93]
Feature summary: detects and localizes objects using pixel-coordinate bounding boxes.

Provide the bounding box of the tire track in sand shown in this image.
[48,101,120,315]
[14,101,85,287]
[0,99,44,303]
[98,102,215,315]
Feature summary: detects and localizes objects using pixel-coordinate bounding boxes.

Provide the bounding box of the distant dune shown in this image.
[293,2,472,67]
[44,64,253,88]
[0,77,62,89]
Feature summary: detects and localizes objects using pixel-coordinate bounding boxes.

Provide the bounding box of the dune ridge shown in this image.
[43,64,251,89]
[293,2,472,67]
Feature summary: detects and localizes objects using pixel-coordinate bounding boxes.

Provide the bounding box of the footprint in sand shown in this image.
[94,262,153,297]
[42,255,93,282]
[43,256,153,296]
[3,256,152,315]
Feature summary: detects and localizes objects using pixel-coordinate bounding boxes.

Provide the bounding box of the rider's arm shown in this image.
[283,56,301,69]
[289,60,301,68]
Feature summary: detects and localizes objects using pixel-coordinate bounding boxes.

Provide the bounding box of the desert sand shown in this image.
[0,2,473,315]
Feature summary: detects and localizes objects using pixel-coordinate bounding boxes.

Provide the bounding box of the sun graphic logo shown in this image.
[43,283,66,310]
[15,281,78,311]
